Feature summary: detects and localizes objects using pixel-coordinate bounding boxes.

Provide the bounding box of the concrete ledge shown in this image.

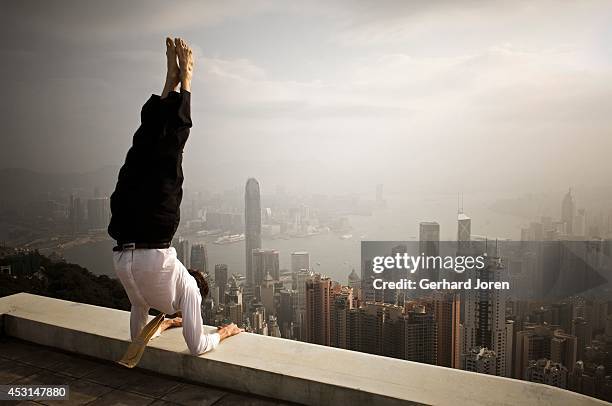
[0,293,608,406]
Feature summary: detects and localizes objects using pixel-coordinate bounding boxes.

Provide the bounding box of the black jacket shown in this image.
[108,90,192,244]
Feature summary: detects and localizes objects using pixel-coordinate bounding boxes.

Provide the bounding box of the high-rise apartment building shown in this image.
[514,324,578,379]
[462,254,509,376]
[525,359,568,388]
[330,286,353,349]
[434,292,461,368]
[401,306,438,365]
[305,274,332,346]
[464,347,497,375]
[295,268,313,341]
[278,289,298,339]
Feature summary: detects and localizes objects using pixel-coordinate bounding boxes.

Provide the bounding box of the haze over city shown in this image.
[1,0,612,195]
[1,2,612,404]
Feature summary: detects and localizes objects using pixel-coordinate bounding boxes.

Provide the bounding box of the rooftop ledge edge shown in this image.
[0,293,607,406]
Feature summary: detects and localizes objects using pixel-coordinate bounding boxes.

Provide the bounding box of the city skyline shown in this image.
[2,176,612,401]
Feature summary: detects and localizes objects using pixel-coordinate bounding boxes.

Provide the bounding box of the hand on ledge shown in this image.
[160,317,183,333]
[217,323,244,341]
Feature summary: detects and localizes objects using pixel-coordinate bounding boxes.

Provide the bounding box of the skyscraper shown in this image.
[384,244,407,304]
[561,188,576,236]
[252,249,280,286]
[457,212,471,253]
[513,324,578,380]
[214,264,229,303]
[462,255,509,376]
[402,306,438,365]
[291,251,310,273]
[420,221,440,243]
[419,221,440,283]
[296,268,313,341]
[434,291,461,368]
[278,289,298,339]
[305,274,332,346]
[190,244,208,274]
[245,178,262,286]
[330,286,353,349]
[172,237,191,268]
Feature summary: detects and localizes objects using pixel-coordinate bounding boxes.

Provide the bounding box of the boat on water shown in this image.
[213,234,245,244]
[340,234,353,240]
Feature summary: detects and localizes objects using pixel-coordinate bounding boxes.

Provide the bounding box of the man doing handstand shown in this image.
[108,37,241,355]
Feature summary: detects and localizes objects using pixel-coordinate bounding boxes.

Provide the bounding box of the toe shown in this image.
[166,38,175,55]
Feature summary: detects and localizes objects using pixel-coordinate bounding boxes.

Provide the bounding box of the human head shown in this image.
[188,269,209,298]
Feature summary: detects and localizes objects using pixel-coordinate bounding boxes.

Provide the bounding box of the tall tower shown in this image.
[190,244,208,274]
[462,255,509,377]
[278,289,298,339]
[420,221,440,283]
[214,264,229,303]
[296,269,313,341]
[434,291,461,368]
[305,274,332,346]
[419,221,440,243]
[245,178,262,286]
[172,237,191,268]
[561,188,575,236]
[457,193,471,250]
[330,286,353,349]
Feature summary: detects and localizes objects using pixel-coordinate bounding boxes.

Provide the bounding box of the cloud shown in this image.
[1,0,611,194]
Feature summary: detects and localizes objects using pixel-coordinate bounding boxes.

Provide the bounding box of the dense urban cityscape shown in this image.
[1,177,611,402]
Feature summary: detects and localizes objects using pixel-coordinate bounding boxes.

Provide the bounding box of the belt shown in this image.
[112,242,172,252]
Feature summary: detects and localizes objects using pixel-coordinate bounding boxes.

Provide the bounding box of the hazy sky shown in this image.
[1,0,612,195]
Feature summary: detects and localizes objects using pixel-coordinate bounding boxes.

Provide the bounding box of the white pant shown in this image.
[113,247,220,354]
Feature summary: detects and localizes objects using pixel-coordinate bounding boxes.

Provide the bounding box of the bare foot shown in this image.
[175,37,194,92]
[161,37,180,98]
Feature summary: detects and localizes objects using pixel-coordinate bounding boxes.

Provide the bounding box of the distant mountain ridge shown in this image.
[0,166,120,206]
